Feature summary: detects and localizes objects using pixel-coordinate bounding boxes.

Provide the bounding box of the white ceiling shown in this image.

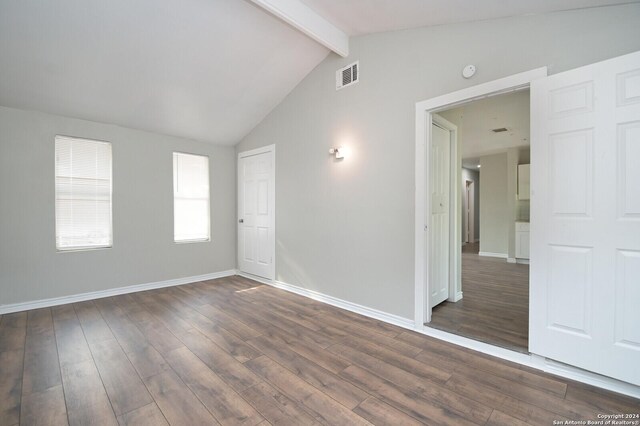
[438,90,530,169]
[0,1,635,145]
[0,0,328,145]
[299,0,638,36]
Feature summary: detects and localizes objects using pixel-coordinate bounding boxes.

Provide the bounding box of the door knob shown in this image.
[238,219,244,223]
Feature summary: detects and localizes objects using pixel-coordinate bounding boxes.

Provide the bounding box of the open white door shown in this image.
[430,123,450,308]
[531,51,640,385]
[238,146,275,280]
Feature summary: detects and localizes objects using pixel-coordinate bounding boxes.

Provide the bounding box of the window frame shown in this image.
[54,135,113,252]
[172,151,211,244]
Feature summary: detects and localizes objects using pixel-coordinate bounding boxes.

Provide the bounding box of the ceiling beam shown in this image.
[250,0,349,57]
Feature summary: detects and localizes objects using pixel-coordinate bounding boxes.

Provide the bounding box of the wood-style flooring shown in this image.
[430,242,530,353]
[1,275,638,425]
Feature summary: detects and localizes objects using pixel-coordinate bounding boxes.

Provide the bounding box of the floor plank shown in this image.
[247,334,369,409]
[164,346,264,426]
[0,349,25,424]
[60,359,118,426]
[239,381,322,426]
[143,370,220,426]
[176,327,262,393]
[353,397,424,426]
[19,384,68,426]
[116,402,169,426]
[88,338,154,416]
[339,364,477,426]
[0,312,27,352]
[51,305,93,367]
[246,355,372,425]
[22,309,62,394]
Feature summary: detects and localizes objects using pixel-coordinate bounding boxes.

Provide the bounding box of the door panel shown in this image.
[238,149,274,280]
[430,124,450,308]
[531,50,640,385]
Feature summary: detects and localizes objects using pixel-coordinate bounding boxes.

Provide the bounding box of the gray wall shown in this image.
[461,168,480,243]
[236,4,640,319]
[0,106,236,306]
[479,154,509,256]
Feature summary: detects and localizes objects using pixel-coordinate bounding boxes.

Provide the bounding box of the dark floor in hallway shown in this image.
[429,242,529,353]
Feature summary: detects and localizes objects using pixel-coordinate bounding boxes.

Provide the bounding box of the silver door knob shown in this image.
[238,219,244,223]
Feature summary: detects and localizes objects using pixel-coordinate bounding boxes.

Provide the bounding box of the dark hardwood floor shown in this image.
[429,242,530,353]
[1,275,638,425]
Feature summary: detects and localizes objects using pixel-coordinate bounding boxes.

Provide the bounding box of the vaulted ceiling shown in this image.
[0,0,635,145]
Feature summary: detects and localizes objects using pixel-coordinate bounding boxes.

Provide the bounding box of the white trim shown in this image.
[452,291,463,302]
[517,258,530,265]
[415,67,548,329]
[237,144,276,281]
[507,257,517,263]
[237,270,640,398]
[235,271,414,330]
[479,251,508,259]
[0,270,236,315]
[249,0,349,57]
[416,67,548,112]
[238,144,276,159]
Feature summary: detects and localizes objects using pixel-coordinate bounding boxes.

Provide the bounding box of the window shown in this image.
[173,152,210,242]
[55,136,112,251]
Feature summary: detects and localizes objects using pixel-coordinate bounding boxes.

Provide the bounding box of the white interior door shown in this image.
[238,147,275,280]
[430,123,450,308]
[531,51,640,385]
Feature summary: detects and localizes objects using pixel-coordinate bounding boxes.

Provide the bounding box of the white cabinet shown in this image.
[518,164,530,200]
[515,221,530,259]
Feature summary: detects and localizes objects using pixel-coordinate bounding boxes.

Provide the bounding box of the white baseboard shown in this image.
[516,258,530,265]
[0,269,236,314]
[507,257,516,263]
[235,271,414,330]
[236,270,639,399]
[479,251,508,259]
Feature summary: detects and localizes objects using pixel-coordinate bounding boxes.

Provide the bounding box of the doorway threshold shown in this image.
[425,322,528,354]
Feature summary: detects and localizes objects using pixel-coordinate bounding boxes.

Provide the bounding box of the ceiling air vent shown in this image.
[492,127,509,133]
[336,61,359,90]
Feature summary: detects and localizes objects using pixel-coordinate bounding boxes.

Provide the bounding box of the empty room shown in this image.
[1,1,639,425]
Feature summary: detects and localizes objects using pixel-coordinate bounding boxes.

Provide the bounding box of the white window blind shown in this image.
[55,136,113,251]
[173,152,210,242]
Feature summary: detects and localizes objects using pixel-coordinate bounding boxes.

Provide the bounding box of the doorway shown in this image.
[428,90,531,353]
[413,67,546,352]
[237,145,275,281]
[464,180,474,244]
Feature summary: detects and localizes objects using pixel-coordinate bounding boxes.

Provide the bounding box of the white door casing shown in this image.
[530,51,640,385]
[415,68,546,326]
[238,146,275,281]
[430,123,451,308]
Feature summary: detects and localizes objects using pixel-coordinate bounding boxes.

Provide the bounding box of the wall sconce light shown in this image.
[329,147,345,159]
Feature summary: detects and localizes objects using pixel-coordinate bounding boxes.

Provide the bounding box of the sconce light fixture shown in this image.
[329,147,345,159]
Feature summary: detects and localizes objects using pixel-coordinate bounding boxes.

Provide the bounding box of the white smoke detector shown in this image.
[462,65,476,79]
